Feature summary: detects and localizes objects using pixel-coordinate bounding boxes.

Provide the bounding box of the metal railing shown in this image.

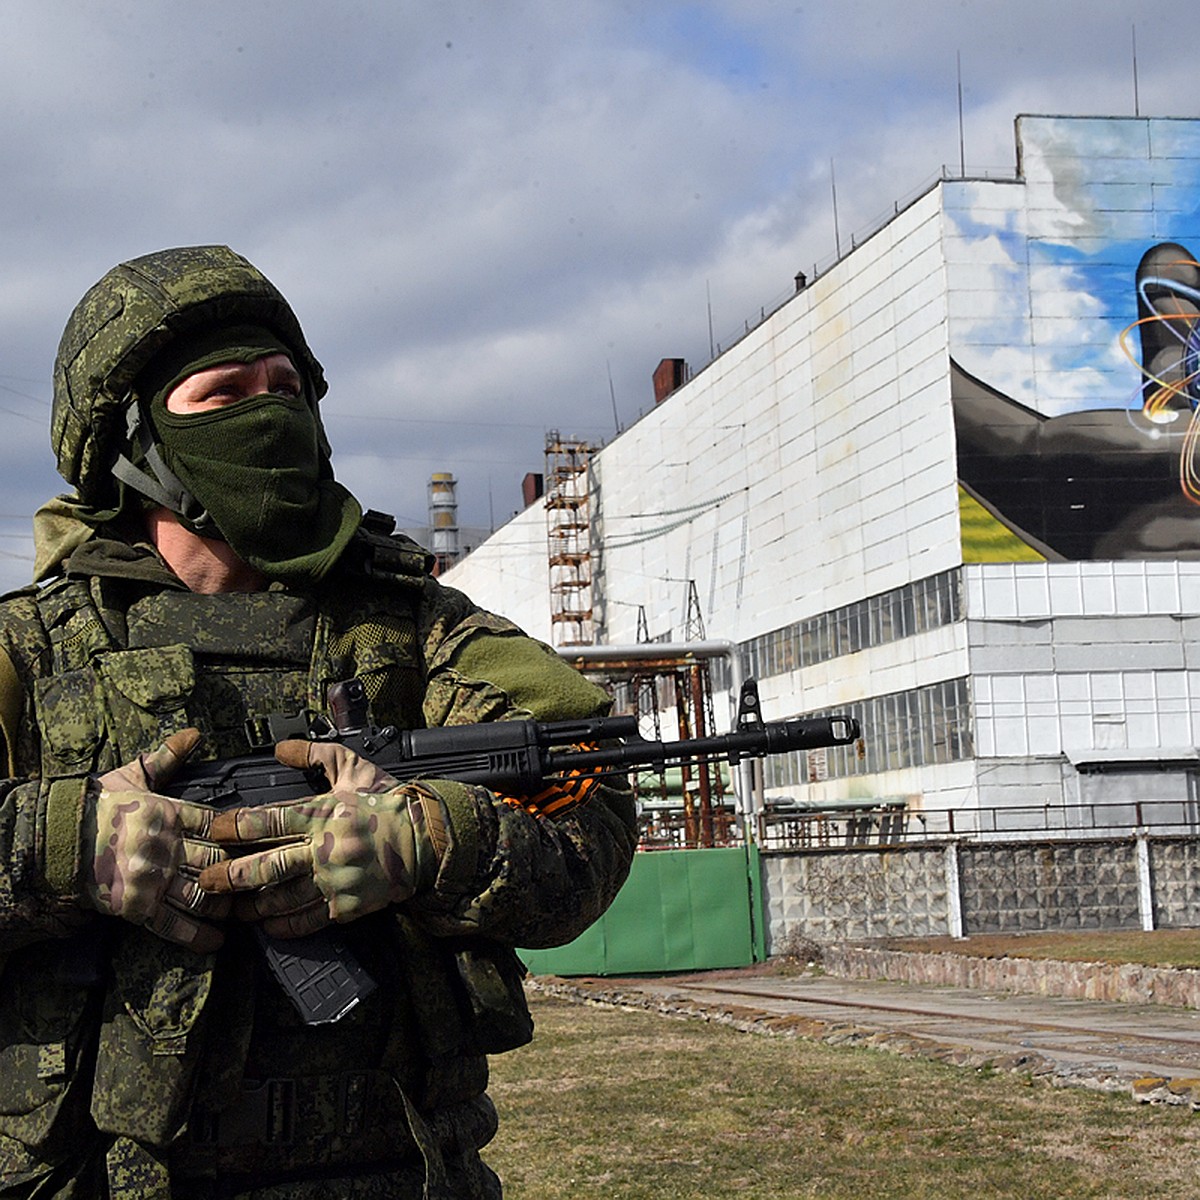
[755,798,1200,851]
[638,807,740,851]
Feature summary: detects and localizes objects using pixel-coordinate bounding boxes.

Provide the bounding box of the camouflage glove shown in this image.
[82,728,231,953]
[198,740,449,937]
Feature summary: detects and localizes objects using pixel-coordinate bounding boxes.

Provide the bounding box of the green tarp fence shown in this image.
[519,844,765,976]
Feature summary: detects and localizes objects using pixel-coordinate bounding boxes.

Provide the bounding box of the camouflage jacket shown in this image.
[0,521,636,1199]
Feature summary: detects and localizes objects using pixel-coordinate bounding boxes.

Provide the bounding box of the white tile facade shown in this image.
[965,561,1200,771]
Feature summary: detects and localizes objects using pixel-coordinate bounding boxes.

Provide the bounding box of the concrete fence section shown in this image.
[762,833,1200,954]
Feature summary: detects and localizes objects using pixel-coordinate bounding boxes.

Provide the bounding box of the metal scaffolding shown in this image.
[544,432,595,646]
[572,653,735,849]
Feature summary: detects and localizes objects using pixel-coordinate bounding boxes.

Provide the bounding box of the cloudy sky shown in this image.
[0,0,1192,591]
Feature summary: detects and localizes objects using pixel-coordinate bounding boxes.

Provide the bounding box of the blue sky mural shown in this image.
[946,116,1200,418]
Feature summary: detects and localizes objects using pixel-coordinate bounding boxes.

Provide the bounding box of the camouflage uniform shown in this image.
[0,248,637,1199]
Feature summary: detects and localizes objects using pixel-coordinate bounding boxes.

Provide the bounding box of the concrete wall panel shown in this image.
[762,847,949,951]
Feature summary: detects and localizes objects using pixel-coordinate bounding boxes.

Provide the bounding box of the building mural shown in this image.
[946,117,1200,562]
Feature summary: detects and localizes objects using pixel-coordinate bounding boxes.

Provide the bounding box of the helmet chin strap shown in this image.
[111,400,223,539]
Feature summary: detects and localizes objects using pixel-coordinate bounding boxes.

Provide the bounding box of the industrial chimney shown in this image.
[653,358,688,404]
[428,472,460,572]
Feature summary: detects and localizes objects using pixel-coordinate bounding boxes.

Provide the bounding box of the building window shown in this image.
[763,676,974,786]
[740,568,962,680]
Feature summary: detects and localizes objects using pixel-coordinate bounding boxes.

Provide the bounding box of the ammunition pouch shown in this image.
[90,930,217,1149]
[452,939,534,1054]
[0,940,100,1171]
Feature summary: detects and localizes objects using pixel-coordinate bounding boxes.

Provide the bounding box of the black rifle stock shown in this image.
[169,678,860,1025]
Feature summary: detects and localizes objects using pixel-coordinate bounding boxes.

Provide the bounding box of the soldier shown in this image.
[0,246,637,1198]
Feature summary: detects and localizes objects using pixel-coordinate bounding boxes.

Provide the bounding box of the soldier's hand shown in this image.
[83,728,231,953]
[198,740,449,937]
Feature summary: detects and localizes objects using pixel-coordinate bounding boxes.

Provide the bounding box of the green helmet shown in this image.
[52,245,328,507]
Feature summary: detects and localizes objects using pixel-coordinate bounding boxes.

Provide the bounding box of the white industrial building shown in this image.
[445,114,1200,836]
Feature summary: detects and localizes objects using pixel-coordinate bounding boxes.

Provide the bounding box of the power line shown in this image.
[331,412,613,432]
[600,489,747,523]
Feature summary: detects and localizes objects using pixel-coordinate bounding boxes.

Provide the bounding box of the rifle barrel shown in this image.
[546,715,859,774]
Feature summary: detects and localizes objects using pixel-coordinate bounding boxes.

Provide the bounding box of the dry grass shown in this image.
[875,929,1200,969]
[487,994,1200,1200]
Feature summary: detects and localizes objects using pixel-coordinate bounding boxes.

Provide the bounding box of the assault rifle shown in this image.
[169,678,860,1025]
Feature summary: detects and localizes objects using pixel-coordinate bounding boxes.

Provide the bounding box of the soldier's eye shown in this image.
[269,372,303,398]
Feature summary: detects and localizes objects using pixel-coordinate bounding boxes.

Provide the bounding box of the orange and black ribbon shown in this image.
[499,742,603,817]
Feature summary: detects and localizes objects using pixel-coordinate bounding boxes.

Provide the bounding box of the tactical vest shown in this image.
[0,540,527,1198]
[32,572,426,775]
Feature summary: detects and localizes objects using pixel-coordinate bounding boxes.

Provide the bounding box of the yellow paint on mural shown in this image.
[958,486,1046,563]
